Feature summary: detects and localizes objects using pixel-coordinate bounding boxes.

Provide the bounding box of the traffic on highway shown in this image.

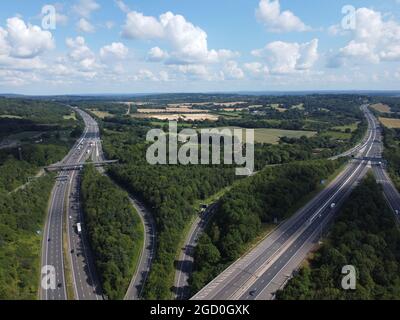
[192,105,399,301]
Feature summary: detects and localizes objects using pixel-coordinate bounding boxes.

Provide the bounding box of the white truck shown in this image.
[77,223,82,234]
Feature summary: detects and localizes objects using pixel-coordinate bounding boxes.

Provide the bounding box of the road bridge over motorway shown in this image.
[45,160,118,172]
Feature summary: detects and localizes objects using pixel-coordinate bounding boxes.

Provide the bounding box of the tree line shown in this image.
[189,159,344,295]
[383,127,400,190]
[276,175,400,300]
[80,165,143,300]
[100,124,239,299]
[0,174,55,299]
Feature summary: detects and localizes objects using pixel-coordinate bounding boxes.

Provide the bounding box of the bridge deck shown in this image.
[45,160,118,172]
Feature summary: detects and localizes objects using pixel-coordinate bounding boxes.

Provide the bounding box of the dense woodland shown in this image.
[100,122,238,299]
[0,99,84,299]
[80,166,143,300]
[0,98,73,123]
[0,174,55,299]
[0,145,69,193]
[383,127,400,190]
[189,159,344,294]
[277,175,400,300]
[89,95,367,298]
[0,98,83,192]
[108,163,236,299]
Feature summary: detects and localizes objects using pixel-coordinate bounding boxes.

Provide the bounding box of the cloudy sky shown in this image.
[1,0,400,94]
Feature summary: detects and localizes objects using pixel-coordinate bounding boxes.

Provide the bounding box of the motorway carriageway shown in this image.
[40,109,102,300]
[192,105,378,300]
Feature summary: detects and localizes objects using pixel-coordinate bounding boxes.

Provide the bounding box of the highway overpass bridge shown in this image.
[45,160,118,172]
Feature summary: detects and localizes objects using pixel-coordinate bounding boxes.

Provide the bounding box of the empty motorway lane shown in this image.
[174,203,218,300]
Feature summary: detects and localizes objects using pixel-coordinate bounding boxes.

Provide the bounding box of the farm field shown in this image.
[269,104,287,112]
[291,103,305,110]
[211,127,317,144]
[320,131,352,140]
[89,109,115,119]
[379,117,400,128]
[137,107,208,113]
[332,122,359,133]
[253,128,316,144]
[371,103,392,113]
[132,113,219,121]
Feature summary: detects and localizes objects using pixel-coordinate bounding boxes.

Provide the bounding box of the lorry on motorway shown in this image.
[77,223,82,234]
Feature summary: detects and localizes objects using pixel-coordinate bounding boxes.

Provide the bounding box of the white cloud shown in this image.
[122,10,236,65]
[148,46,169,62]
[297,39,319,69]
[56,13,69,26]
[115,0,130,13]
[175,64,210,80]
[77,18,95,33]
[122,11,164,39]
[100,42,128,60]
[66,36,100,71]
[252,39,319,74]
[158,70,170,81]
[256,0,310,33]
[244,62,269,78]
[1,17,54,59]
[223,61,244,80]
[0,23,49,89]
[330,8,400,67]
[134,69,158,81]
[73,0,100,18]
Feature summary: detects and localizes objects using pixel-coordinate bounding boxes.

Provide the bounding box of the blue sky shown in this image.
[0,0,400,94]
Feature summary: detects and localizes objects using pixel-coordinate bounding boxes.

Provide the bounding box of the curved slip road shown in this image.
[174,203,218,300]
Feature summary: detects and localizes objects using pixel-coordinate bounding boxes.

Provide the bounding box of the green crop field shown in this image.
[211,127,317,144]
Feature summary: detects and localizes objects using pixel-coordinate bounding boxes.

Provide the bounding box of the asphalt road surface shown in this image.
[174,203,218,300]
[191,105,379,300]
[65,109,103,300]
[40,108,103,300]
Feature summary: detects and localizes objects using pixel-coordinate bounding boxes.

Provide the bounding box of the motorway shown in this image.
[65,109,103,300]
[192,105,381,300]
[374,165,400,223]
[40,108,102,300]
[174,203,218,300]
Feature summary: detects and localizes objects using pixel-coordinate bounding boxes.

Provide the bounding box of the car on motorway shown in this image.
[396,210,399,215]
[249,290,256,296]
[330,203,336,209]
